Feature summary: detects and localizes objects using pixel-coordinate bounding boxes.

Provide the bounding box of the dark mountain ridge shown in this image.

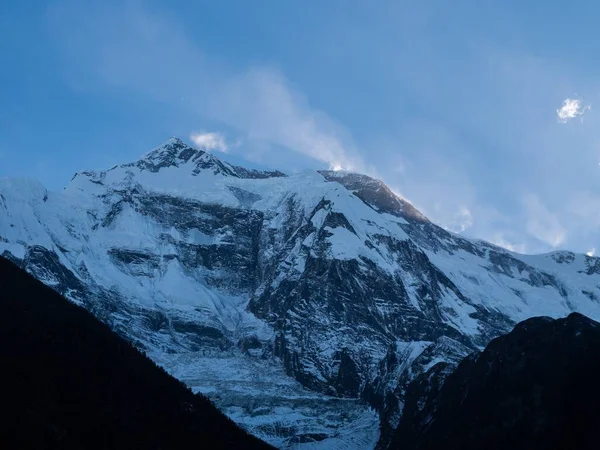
[0,256,272,449]
[391,312,600,450]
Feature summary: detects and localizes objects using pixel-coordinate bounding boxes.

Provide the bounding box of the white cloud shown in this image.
[587,248,596,257]
[383,139,479,235]
[522,193,567,247]
[446,206,473,233]
[48,1,366,174]
[423,203,474,233]
[490,234,526,254]
[212,68,366,172]
[190,132,228,153]
[557,98,590,123]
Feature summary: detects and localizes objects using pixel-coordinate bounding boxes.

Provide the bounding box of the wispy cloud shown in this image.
[48,1,367,174]
[489,233,526,254]
[522,193,567,247]
[442,206,473,233]
[381,128,480,235]
[46,0,600,256]
[190,132,229,153]
[557,98,590,123]
[214,68,367,172]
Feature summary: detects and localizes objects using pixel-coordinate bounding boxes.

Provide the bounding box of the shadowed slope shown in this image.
[0,256,272,450]
[391,313,600,450]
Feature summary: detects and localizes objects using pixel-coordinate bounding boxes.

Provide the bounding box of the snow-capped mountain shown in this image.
[3,137,600,448]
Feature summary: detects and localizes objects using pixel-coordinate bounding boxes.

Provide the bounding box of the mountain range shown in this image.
[2,137,600,448]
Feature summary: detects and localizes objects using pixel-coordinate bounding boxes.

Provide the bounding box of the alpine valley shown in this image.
[3,137,600,449]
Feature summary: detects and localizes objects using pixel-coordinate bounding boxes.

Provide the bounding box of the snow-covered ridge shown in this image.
[319,170,428,222]
[72,137,286,184]
[3,137,600,449]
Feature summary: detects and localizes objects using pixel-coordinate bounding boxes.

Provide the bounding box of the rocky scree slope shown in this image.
[2,138,600,448]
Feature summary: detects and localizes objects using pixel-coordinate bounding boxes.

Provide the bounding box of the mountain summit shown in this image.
[318,170,428,222]
[133,137,287,179]
[2,138,600,448]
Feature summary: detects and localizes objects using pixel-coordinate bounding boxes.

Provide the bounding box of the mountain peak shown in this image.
[319,170,428,222]
[124,137,288,179]
[165,136,186,145]
[136,137,210,173]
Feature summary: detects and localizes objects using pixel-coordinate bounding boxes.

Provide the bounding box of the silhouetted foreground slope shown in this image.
[0,257,272,449]
[391,312,600,450]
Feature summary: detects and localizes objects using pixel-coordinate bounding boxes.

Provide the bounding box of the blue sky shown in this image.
[2,0,600,255]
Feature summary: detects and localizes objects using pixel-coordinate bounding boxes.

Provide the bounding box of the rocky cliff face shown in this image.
[391,313,600,450]
[3,138,600,448]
